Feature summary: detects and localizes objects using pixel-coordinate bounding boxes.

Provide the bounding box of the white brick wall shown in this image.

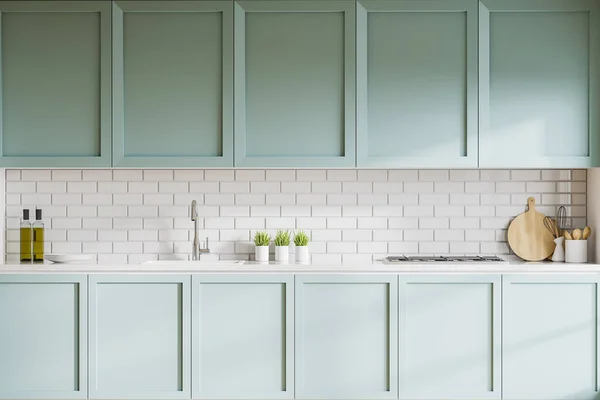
[4,169,587,264]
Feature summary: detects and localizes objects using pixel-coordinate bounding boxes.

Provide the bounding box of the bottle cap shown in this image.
[35,208,42,220]
[22,209,29,220]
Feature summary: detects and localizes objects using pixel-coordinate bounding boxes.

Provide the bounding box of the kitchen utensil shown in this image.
[507,197,555,261]
[572,228,582,240]
[566,239,588,263]
[544,216,557,238]
[564,230,572,240]
[557,206,567,235]
[552,237,565,262]
[44,254,93,264]
[583,226,592,240]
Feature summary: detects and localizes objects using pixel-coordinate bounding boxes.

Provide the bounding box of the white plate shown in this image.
[45,254,93,264]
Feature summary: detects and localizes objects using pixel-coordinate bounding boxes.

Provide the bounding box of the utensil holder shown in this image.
[552,237,565,262]
[565,239,588,263]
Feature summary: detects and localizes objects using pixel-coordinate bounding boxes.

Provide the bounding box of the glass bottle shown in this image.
[20,209,32,263]
[32,208,44,263]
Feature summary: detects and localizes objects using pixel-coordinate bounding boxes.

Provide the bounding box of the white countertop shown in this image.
[1,258,600,274]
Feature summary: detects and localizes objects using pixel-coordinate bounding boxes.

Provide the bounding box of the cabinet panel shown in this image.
[0,1,111,167]
[357,0,477,168]
[0,275,87,399]
[113,1,233,167]
[89,275,190,399]
[503,275,600,400]
[295,275,398,399]
[192,275,294,399]
[235,1,355,167]
[399,275,501,400]
[480,0,600,167]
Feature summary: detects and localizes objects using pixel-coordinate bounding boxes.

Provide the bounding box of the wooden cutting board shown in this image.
[507,197,555,261]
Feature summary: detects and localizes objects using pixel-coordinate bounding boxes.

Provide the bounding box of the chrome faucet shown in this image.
[191,200,210,260]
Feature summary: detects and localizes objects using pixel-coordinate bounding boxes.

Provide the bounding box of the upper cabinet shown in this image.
[357,0,478,168]
[0,1,111,167]
[234,0,356,167]
[112,1,233,167]
[479,0,600,168]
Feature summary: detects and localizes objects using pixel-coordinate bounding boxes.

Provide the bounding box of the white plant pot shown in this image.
[565,239,588,263]
[275,246,289,263]
[255,245,269,263]
[296,246,309,264]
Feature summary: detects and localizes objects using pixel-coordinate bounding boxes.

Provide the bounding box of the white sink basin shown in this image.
[141,260,245,265]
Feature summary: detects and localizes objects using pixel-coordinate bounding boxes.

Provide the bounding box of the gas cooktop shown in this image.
[384,255,508,263]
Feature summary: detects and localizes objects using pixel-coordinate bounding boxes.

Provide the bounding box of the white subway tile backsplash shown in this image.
[511,170,541,181]
[143,170,173,182]
[235,170,265,181]
[83,170,112,181]
[21,170,51,181]
[389,170,418,181]
[343,182,372,193]
[114,170,143,181]
[4,168,587,263]
[419,170,448,181]
[297,170,326,181]
[281,182,310,193]
[480,170,510,181]
[205,170,235,181]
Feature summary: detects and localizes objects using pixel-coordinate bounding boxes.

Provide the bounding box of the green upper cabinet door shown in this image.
[88,275,191,400]
[0,1,111,167]
[295,275,398,399]
[399,275,501,400]
[356,0,478,168]
[112,1,233,167]
[192,274,294,400]
[503,275,600,400]
[234,0,355,167]
[480,0,600,168]
[0,275,87,399]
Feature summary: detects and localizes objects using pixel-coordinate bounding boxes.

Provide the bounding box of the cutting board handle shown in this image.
[527,197,536,211]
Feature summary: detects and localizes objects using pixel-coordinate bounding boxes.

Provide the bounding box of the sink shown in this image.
[141,260,245,265]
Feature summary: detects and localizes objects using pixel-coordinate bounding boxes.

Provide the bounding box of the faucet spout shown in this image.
[191,200,199,260]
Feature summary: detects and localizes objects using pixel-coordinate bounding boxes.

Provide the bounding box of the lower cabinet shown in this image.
[3,272,600,400]
[0,274,88,399]
[295,275,398,399]
[88,275,190,399]
[192,274,294,399]
[399,275,501,400]
[503,275,600,400]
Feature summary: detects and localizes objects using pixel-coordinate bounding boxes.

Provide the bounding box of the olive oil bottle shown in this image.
[32,209,44,263]
[20,209,32,263]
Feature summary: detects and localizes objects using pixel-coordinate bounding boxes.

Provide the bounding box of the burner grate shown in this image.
[384,255,506,263]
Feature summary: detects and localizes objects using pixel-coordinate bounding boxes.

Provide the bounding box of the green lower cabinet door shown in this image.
[88,275,191,400]
[399,275,501,400]
[192,274,294,399]
[295,275,398,399]
[503,275,600,400]
[0,274,87,399]
[0,1,111,167]
[479,0,600,168]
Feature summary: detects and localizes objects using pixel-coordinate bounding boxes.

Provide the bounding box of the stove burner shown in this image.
[385,255,506,263]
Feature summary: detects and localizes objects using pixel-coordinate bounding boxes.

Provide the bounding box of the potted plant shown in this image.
[274,230,291,264]
[294,230,310,264]
[253,231,271,263]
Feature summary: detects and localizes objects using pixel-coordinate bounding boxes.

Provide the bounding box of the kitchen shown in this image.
[0,0,599,400]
